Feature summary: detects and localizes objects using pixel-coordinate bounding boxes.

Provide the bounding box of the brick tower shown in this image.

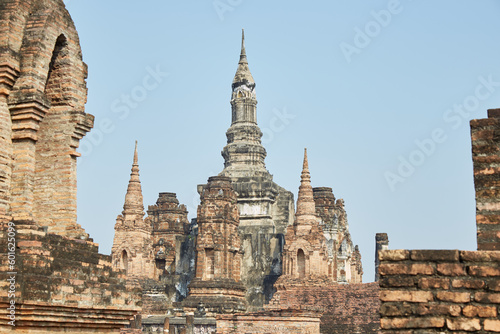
[313,187,363,283]
[112,141,154,279]
[280,149,363,284]
[282,149,331,281]
[218,29,295,309]
[183,176,247,314]
[147,192,190,280]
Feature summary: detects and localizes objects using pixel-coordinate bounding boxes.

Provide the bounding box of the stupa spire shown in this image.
[122,141,145,217]
[296,148,316,220]
[232,29,255,88]
[221,30,267,177]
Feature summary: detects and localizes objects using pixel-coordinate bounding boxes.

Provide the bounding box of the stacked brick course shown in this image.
[379,249,500,332]
[268,282,380,333]
[216,310,321,334]
[0,223,141,331]
[471,109,500,251]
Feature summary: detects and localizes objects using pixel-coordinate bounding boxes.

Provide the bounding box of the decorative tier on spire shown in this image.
[220,30,267,177]
[122,141,145,217]
[296,148,317,224]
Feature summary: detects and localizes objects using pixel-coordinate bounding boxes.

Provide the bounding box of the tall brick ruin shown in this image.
[280,149,362,283]
[112,142,154,279]
[0,1,141,332]
[0,0,93,236]
[183,176,247,313]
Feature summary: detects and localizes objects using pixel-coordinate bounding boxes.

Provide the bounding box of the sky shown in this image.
[66,0,500,283]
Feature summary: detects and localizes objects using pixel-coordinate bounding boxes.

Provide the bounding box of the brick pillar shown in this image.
[0,63,17,221]
[375,233,389,282]
[8,97,48,223]
[471,109,500,250]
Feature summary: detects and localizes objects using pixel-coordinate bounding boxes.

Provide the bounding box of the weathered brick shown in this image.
[379,263,410,275]
[468,265,500,277]
[488,279,500,291]
[415,304,461,317]
[437,263,466,276]
[379,277,415,288]
[452,278,486,289]
[418,277,449,290]
[409,263,435,275]
[380,303,412,317]
[380,290,434,303]
[446,318,481,331]
[379,249,410,261]
[484,319,500,332]
[381,317,445,329]
[436,291,470,303]
[410,250,459,262]
[475,292,500,303]
[462,305,497,318]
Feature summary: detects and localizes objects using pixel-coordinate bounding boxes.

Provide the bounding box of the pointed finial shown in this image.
[303,148,309,172]
[241,29,246,56]
[123,140,144,217]
[296,148,316,221]
[232,29,254,87]
[133,140,138,165]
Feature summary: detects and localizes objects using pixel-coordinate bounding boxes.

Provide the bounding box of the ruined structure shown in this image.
[375,232,389,282]
[472,108,500,251]
[218,30,295,309]
[112,28,362,313]
[378,109,500,332]
[112,141,154,279]
[281,149,362,283]
[0,0,140,332]
[183,176,247,313]
[110,30,366,332]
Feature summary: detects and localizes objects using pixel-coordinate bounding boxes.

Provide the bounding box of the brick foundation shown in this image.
[216,310,321,334]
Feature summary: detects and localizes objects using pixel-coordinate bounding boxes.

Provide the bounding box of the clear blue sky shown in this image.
[67,0,500,282]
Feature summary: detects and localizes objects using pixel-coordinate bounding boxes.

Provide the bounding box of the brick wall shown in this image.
[216,310,321,334]
[379,249,500,332]
[471,109,500,251]
[268,282,380,333]
[0,223,141,332]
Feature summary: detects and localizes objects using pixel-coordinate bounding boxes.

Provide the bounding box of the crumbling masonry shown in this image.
[111,30,366,332]
[0,1,141,332]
